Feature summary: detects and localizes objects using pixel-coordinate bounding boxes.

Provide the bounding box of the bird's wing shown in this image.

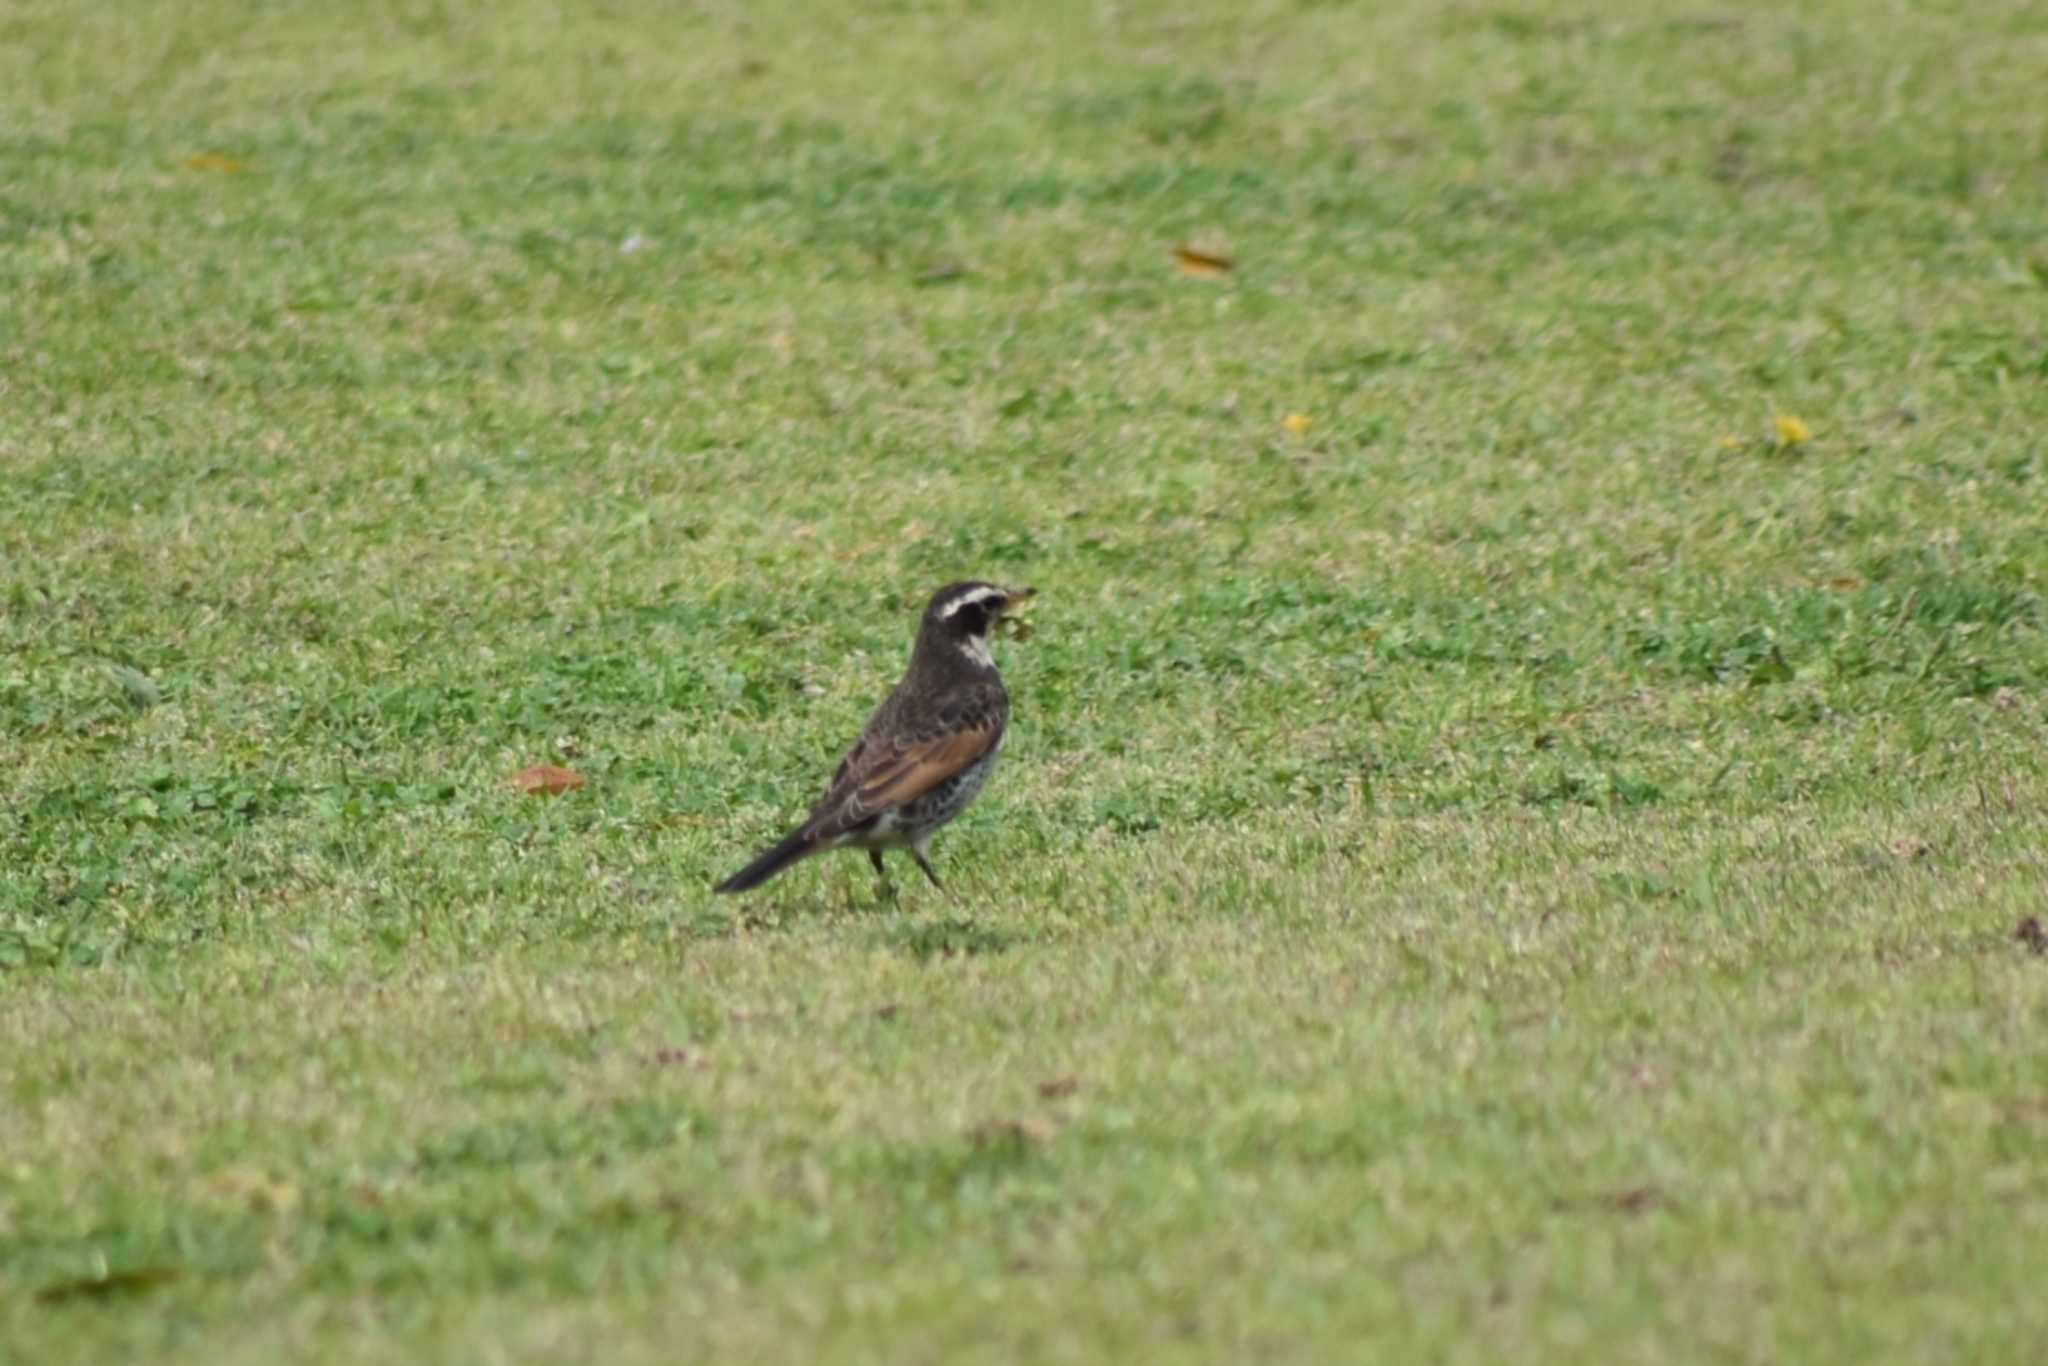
[855,723,1000,810]
[829,734,869,792]
[809,717,1001,836]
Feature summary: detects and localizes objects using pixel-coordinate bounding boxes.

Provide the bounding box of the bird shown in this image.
[714,580,1035,895]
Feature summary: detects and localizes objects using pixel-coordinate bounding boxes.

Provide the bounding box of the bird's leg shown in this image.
[869,848,898,900]
[909,849,947,893]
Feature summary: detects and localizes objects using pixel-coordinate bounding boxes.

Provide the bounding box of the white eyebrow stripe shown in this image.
[937,586,1004,619]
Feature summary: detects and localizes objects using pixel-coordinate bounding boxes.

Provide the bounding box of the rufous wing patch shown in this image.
[854,726,998,812]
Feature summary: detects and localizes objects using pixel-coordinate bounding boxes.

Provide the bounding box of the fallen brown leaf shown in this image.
[36,1265,183,1302]
[1553,1185,1666,1216]
[1037,1076,1080,1100]
[968,1117,1048,1149]
[971,1119,1027,1145]
[512,764,585,796]
[1173,244,1233,277]
[2016,917,2047,957]
[1605,1185,1664,1215]
[207,1166,301,1215]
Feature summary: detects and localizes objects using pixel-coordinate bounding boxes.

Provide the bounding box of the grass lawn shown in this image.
[5,0,2048,1359]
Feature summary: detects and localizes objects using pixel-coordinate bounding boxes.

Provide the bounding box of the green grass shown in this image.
[5,0,2048,1358]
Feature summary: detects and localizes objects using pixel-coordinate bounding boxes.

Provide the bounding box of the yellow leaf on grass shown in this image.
[1281,413,1312,435]
[1773,414,1811,447]
[181,153,250,174]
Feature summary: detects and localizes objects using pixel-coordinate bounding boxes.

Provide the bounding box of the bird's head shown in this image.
[918,581,1036,669]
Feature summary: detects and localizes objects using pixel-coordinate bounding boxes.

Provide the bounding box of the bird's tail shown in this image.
[714,827,817,894]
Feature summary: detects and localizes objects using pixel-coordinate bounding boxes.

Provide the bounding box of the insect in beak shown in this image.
[996,586,1036,640]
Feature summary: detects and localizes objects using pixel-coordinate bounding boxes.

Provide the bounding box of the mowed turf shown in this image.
[4,0,2048,1359]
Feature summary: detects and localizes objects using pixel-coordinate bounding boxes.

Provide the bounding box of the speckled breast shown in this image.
[900,745,1000,836]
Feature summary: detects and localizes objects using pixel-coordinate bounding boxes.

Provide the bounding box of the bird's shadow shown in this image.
[715,880,911,932]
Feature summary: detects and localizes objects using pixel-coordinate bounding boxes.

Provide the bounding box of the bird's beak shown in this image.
[998,585,1037,613]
